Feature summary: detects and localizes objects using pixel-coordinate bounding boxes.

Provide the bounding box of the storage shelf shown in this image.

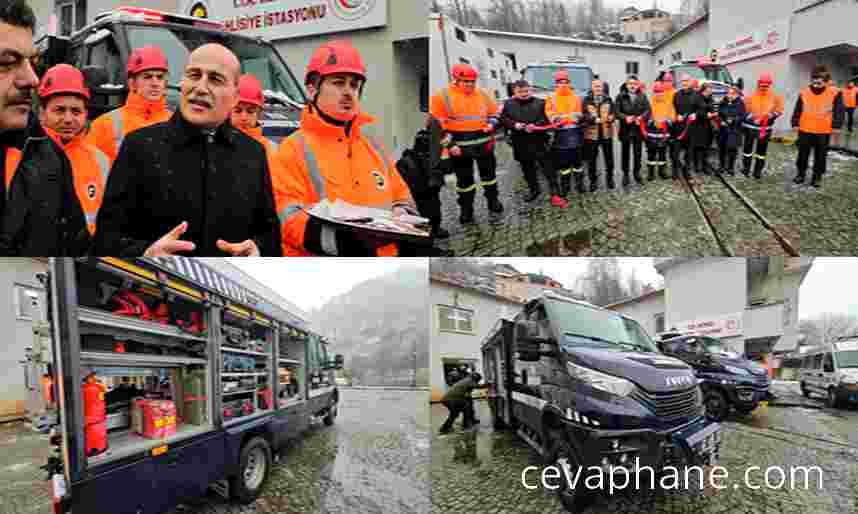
[81,351,206,367]
[79,307,207,342]
[221,347,269,357]
[222,389,257,396]
[221,372,267,377]
[87,423,213,467]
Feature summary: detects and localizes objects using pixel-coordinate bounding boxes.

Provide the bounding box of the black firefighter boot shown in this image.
[633,166,644,185]
[793,169,807,185]
[810,170,823,189]
[487,194,504,214]
[741,153,752,176]
[726,150,737,176]
[574,172,585,194]
[588,167,599,192]
[622,169,631,188]
[648,163,657,181]
[753,156,765,179]
[459,204,474,224]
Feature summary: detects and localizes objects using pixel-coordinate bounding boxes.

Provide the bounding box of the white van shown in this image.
[799,339,858,408]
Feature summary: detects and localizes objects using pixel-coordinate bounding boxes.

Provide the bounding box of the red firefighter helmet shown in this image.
[451,63,478,81]
[663,72,674,83]
[554,70,570,83]
[38,64,90,100]
[306,40,367,84]
[692,79,700,89]
[127,46,168,76]
[237,74,264,107]
[758,73,774,87]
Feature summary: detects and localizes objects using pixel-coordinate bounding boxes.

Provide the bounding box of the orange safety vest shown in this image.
[273,107,416,257]
[799,87,838,135]
[544,89,583,124]
[650,93,676,124]
[429,84,498,133]
[43,127,111,235]
[843,86,857,108]
[86,92,172,163]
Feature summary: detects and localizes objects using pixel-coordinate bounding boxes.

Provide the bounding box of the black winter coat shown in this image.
[500,96,550,161]
[0,118,91,256]
[614,85,651,141]
[717,97,746,148]
[687,94,716,149]
[93,112,281,256]
[397,128,443,194]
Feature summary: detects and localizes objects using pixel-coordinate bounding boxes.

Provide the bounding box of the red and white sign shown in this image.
[714,19,790,65]
[674,312,743,339]
[181,0,386,39]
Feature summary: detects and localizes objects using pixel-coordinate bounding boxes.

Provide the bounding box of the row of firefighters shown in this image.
[428,63,851,223]
[1,22,438,257]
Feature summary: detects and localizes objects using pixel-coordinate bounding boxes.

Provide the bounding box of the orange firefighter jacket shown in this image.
[430,83,499,133]
[545,88,583,125]
[12,127,111,235]
[273,107,417,257]
[843,86,857,109]
[798,87,840,134]
[86,92,172,163]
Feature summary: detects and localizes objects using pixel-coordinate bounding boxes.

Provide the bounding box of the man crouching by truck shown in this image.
[439,372,489,434]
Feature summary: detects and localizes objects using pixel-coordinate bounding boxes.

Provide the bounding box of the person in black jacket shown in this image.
[614,76,650,187]
[500,80,567,207]
[672,75,700,176]
[93,44,281,256]
[688,83,717,175]
[717,86,746,176]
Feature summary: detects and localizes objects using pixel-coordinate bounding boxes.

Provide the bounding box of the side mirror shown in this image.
[736,77,744,91]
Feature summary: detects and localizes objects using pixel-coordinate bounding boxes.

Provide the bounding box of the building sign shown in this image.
[674,312,743,339]
[190,2,209,18]
[714,19,790,65]
[198,0,387,39]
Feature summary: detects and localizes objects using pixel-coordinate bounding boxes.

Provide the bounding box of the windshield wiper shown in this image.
[616,341,651,353]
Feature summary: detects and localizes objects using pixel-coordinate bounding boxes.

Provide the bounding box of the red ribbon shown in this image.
[638,117,648,138]
[759,114,769,141]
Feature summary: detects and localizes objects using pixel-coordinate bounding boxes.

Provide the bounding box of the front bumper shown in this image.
[566,416,721,473]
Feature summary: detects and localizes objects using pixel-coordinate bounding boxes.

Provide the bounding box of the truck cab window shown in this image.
[87,35,122,86]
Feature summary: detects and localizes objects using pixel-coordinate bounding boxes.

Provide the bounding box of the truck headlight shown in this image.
[567,362,637,397]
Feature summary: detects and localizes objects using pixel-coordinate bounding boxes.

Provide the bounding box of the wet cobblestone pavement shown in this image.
[167,388,430,514]
[434,137,858,256]
[0,421,52,514]
[430,400,858,514]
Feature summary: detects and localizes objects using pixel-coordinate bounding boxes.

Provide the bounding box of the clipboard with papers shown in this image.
[305,199,432,243]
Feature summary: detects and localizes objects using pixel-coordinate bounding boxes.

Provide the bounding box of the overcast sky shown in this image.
[226,258,427,311]
[467,0,683,14]
[799,258,858,320]
[490,258,663,290]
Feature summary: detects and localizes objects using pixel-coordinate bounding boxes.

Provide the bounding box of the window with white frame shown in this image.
[15,285,43,321]
[57,0,87,37]
[437,305,474,334]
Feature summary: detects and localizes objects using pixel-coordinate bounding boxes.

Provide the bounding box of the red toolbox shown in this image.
[131,399,177,439]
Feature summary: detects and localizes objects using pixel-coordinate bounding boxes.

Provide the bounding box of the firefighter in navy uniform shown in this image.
[430,64,503,224]
[791,65,845,188]
[717,86,746,176]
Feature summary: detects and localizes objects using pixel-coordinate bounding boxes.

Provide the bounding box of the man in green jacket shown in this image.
[439,372,489,434]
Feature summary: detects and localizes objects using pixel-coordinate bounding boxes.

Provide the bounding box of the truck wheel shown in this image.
[735,405,756,416]
[800,382,810,398]
[826,388,841,409]
[704,390,729,422]
[549,438,587,513]
[323,405,337,426]
[230,437,272,504]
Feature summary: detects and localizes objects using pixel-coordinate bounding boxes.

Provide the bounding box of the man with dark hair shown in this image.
[615,75,650,187]
[0,1,79,255]
[500,79,567,208]
[439,372,489,434]
[791,65,845,188]
[94,44,282,256]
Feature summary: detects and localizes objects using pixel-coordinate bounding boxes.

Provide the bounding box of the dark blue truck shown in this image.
[45,257,342,514]
[482,292,721,511]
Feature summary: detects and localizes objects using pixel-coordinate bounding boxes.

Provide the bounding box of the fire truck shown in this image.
[35,6,306,144]
[656,57,741,104]
[44,258,342,514]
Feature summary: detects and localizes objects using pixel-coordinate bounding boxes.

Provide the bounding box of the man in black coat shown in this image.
[94,44,281,256]
[673,75,700,176]
[687,83,717,175]
[614,76,650,187]
[499,80,566,207]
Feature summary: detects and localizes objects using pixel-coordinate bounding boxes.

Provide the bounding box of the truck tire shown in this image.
[826,388,841,409]
[547,436,588,513]
[323,405,337,426]
[230,437,272,504]
[704,390,729,422]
